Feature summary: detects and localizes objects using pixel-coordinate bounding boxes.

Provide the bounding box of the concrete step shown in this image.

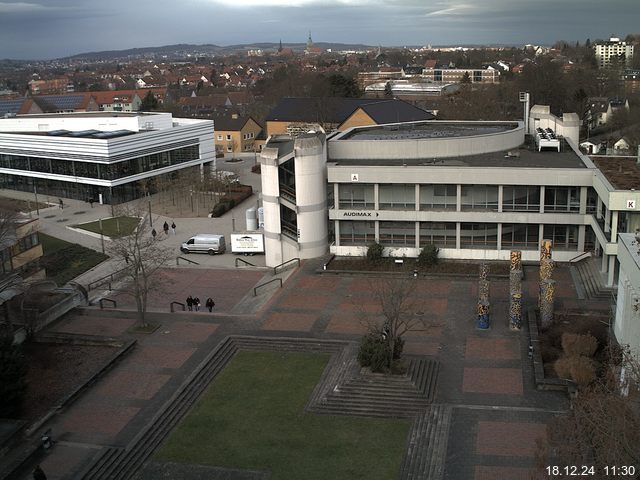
[573,259,614,300]
[399,404,452,480]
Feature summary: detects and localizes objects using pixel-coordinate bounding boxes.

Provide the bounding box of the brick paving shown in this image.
[20,260,581,479]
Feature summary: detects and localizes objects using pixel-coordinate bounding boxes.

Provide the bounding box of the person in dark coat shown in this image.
[205,297,215,312]
[151,228,157,238]
[163,221,169,235]
[171,221,176,235]
[186,295,193,311]
[193,297,200,312]
[33,465,47,480]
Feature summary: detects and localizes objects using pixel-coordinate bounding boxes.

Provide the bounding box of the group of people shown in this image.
[186,295,215,312]
[151,220,176,238]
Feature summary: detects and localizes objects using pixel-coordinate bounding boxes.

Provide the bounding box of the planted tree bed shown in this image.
[538,312,610,379]
[327,257,510,276]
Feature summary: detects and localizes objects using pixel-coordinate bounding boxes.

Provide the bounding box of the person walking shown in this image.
[186,295,193,311]
[58,199,63,209]
[171,221,176,235]
[205,297,215,312]
[193,297,200,312]
[32,465,47,480]
[163,221,169,235]
[151,228,157,238]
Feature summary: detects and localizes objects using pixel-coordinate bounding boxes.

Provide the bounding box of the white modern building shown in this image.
[0,112,214,204]
[614,233,640,359]
[259,106,640,287]
[594,37,635,69]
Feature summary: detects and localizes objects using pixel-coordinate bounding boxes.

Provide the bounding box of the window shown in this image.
[339,220,375,245]
[460,223,498,248]
[338,184,374,209]
[226,134,232,141]
[544,187,580,212]
[502,186,540,211]
[543,225,579,250]
[420,222,456,247]
[379,221,415,247]
[217,135,223,141]
[461,185,498,211]
[379,184,415,210]
[501,223,538,249]
[420,184,456,210]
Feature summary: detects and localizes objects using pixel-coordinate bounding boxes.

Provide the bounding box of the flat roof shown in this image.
[591,156,640,190]
[4,129,137,139]
[340,121,518,141]
[329,139,587,169]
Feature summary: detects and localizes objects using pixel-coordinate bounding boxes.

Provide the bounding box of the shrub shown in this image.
[357,332,389,373]
[366,242,384,265]
[417,244,439,267]
[554,355,597,386]
[561,332,598,357]
[211,203,227,217]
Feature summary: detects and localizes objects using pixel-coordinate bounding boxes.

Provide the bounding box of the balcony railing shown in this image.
[279,184,296,203]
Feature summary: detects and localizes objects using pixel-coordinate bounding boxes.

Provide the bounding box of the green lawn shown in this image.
[157,351,410,480]
[39,233,109,286]
[74,216,140,237]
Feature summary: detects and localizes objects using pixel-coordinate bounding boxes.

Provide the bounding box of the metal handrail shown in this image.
[235,257,255,267]
[568,251,591,263]
[176,256,200,265]
[273,257,300,275]
[88,266,129,291]
[99,298,117,309]
[254,278,282,296]
[170,301,185,312]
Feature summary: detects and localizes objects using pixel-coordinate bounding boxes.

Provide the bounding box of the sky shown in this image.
[0,0,638,60]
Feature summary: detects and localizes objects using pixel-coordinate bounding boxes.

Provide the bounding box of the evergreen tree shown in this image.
[139,91,159,111]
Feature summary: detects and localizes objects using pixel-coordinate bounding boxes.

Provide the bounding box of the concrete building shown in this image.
[0,112,214,204]
[213,114,262,155]
[614,233,640,358]
[0,216,44,284]
[594,37,635,69]
[259,106,640,287]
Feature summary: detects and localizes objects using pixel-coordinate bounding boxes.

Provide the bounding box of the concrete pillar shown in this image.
[415,221,420,249]
[333,183,339,209]
[611,211,619,243]
[538,224,545,249]
[539,186,545,213]
[540,279,556,329]
[456,222,461,249]
[596,197,603,220]
[456,184,462,212]
[608,255,616,287]
[497,224,502,250]
[374,183,379,210]
[415,184,420,212]
[334,220,340,246]
[604,207,611,233]
[497,185,503,213]
[601,252,608,273]
[579,186,587,215]
[375,220,380,243]
[578,225,586,251]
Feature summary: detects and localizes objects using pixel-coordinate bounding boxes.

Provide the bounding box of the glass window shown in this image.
[338,184,374,209]
[419,222,456,247]
[339,220,375,245]
[461,185,498,211]
[29,157,50,173]
[420,184,457,210]
[501,223,539,249]
[10,156,29,171]
[544,187,580,212]
[51,159,74,176]
[502,186,540,211]
[379,221,415,247]
[460,223,498,248]
[379,184,415,210]
[543,225,579,250]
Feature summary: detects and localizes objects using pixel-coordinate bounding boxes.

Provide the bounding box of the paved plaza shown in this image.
[0,178,601,480]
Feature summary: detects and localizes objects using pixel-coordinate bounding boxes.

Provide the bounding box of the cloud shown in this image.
[0,1,65,13]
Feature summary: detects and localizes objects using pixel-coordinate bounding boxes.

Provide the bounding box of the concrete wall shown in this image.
[614,233,640,358]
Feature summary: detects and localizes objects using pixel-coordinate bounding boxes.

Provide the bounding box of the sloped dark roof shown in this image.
[266,97,433,125]
[354,100,435,124]
[213,114,261,131]
[31,94,92,112]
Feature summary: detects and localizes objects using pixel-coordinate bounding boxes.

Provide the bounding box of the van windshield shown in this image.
[187,239,194,245]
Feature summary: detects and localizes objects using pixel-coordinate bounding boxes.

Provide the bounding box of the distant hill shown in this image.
[61,42,376,61]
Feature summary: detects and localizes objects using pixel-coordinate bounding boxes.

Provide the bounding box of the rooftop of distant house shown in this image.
[592,156,640,190]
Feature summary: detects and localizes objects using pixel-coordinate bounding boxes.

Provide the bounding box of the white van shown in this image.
[180,234,226,255]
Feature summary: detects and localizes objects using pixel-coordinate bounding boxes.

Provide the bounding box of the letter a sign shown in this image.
[627,200,636,209]
[351,173,359,182]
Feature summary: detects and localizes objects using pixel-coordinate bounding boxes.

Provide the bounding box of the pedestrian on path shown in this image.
[89,198,94,208]
[194,297,201,312]
[58,199,63,209]
[151,228,157,238]
[186,295,193,311]
[163,221,169,235]
[32,465,47,480]
[124,252,130,264]
[205,297,215,312]
[171,221,176,235]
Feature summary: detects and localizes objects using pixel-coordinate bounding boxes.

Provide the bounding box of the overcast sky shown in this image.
[0,0,637,60]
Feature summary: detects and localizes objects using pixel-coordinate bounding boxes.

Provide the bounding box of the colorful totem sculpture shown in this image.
[509,250,523,330]
[477,263,490,329]
[540,278,556,328]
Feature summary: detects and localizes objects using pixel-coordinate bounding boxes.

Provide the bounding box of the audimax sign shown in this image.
[342,211,379,217]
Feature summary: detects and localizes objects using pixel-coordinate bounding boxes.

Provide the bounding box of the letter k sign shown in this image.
[627,200,636,209]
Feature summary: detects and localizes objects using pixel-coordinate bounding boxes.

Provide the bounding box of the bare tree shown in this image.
[535,346,640,476]
[359,277,439,371]
[106,206,172,327]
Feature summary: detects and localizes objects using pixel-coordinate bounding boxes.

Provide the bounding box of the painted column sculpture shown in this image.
[540,278,556,328]
[509,250,523,330]
[477,263,490,329]
[538,239,553,308]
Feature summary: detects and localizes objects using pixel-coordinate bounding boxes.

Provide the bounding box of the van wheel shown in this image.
[208,249,216,255]
[181,248,189,254]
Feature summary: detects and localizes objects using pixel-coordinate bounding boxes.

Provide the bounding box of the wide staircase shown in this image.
[571,257,615,300]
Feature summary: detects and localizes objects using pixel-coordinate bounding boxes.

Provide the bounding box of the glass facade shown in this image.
[338,184,374,209]
[501,223,539,249]
[379,221,415,246]
[0,145,199,182]
[339,220,375,245]
[543,224,579,250]
[460,223,498,248]
[461,185,499,211]
[379,184,415,210]
[544,187,580,212]
[419,222,456,247]
[420,184,456,210]
[502,186,540,212]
